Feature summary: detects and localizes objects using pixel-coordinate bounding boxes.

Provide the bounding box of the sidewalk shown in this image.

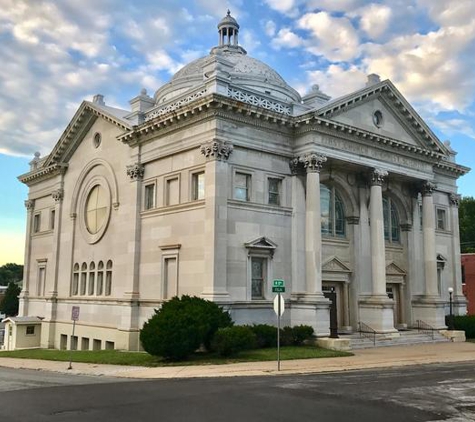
[0,342,474,379]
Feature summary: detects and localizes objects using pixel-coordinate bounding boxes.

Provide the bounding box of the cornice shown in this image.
[18,163,68,186]
[434,161,470,177]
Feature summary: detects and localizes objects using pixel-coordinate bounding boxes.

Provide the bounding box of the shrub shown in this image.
[279,326,294,346]
[211,326,257,357]
[140,296,232,360]
[251,324,277,348]
[452,315,475,338]
[291,325,314,345]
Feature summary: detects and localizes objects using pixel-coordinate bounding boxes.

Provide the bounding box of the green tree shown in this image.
[459,196,475,253]
[0,263,23,286]
[0,281,21,316]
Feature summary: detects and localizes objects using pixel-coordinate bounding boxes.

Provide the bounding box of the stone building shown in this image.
[18,12,469,350]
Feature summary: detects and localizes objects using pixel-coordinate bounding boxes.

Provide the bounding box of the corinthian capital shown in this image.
[370,168,388,186]
[449,193,461,207]
[200,139,233,161]
[302,153,327,173]
[421,181,436,197]
[126,163,145,181]
[51,189,64,202]
[24,199,35,211]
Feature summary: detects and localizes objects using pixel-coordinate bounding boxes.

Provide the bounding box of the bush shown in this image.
[452,315,475,338]
[140,296,232,360]
[211,326,257,357]
[291,325,314,345]
[251,324,277,348]
[279,326,294,346]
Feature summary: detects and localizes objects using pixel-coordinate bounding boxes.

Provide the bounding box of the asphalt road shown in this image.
[0,363,474,421]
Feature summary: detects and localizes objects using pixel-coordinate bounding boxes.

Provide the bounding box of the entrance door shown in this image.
[323,283,343,330]
[386,284,400,326]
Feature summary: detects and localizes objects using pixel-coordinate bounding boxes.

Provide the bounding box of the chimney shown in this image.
[366,74,381,87]
[93,94,105,106]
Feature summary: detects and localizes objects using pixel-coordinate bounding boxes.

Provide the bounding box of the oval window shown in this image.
[85,185,108,234]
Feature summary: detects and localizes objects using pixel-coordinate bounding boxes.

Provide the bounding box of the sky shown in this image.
[0,0,474,265]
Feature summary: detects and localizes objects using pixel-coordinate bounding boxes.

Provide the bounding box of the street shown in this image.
[0,362,474,421]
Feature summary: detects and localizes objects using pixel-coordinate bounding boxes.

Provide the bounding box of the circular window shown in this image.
[93,132,101,148]
[85,185,108,234]
[373,110,383,128]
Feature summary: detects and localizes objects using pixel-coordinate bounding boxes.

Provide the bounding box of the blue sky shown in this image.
[0,0,474,264]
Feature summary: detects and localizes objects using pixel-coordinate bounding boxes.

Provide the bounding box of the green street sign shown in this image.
[272,286,285,293]
[273,279,285,287]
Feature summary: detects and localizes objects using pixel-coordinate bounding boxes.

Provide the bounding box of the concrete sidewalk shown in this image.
[0,342,474,379]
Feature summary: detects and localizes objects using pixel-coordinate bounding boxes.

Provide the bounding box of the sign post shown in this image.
[272,279,285,371]
[68,306,80,370]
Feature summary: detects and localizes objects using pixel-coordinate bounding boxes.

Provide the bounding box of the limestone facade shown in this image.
[18,13,469,350]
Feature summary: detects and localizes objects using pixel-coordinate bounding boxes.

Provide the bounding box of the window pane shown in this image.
[268,178,280,205]
[390,201,400,242]
[383,197,390,240]
[335,194,345,236]
[437,209,446,230]
[320,185,331,235]
[251,258,265,299]
[234,173,249,201]
[193,172,205,200]
[145,184,155,209]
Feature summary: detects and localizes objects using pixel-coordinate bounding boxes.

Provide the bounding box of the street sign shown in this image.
[273,294,285,316]
[273,279,285,287]
[272,286,285,293]
[71,306,80,321]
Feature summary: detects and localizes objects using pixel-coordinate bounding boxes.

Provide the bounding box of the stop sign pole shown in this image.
[68,306,80,370]
[272,280,285,371]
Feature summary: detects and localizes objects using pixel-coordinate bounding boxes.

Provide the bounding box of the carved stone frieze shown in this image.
[421,181,436,197]
[24,199,35,210]
[200,139,233,161]
[126,163,145,181]
[301,153,327,173]
[51,189,64,202]
[449,193,461,207]
[370,168,388,186]
[346,216,360,225]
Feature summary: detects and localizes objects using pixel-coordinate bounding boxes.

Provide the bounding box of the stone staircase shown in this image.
[344,329,450,350]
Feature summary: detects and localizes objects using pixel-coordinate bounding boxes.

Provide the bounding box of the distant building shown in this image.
[461,254,475,315]
[18,12,469,351]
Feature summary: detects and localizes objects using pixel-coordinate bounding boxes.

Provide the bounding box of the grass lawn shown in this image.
[0,346,352,367]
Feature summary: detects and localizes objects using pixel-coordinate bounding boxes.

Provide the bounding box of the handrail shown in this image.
[416,319,435,339]
[358,321,376,346]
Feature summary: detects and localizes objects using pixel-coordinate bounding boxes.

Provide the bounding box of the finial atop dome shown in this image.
[217,10,240,48]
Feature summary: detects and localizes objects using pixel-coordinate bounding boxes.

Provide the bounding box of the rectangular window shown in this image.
[105,341,115,350]
[166,177,180,206]
[96,271,103,295]
[268,178,281,205]
[88,272,95,295]
[26,326,35,335]
[71,335,78,351]
[60,334,67,350]
[81,337,90,351]
[234,172,250,201]
[33,213,41,233]
[144,183,155,210]
[93,339,102,350]
[37,265,46,296]
[436,208,447,230]
[50,209,55,230]
[80,272,87,295]
[192,172,205,200]
[251,257,266,300]
[163,257,178,299]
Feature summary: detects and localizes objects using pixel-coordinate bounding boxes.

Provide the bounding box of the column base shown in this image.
[290,296,330,337]
[412,296,447,329]
[359,296,398,334]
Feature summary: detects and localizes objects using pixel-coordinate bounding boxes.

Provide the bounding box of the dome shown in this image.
[153,12,301,106]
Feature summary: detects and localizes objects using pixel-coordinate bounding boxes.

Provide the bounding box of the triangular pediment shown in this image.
[386,261,406,275]
[245,236,278,250]
[44,101,131,167]
[316,80,449,156]
[322,256,351,273]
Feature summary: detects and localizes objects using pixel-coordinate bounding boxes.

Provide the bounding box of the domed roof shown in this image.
[153,12,301,106]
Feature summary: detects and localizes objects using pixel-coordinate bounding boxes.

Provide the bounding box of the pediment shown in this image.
[245,236,278,250]
[386,261,406,275]
[322,256,351,273]
[316,80,449,156]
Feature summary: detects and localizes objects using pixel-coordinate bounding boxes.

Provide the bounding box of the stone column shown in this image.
[200,139,233,301]
[303,152,326,297]
[450,194,467,314]
[412,181,446,328]
[18,199,35,316]
[359,168,397,334]
[369,168,388,298]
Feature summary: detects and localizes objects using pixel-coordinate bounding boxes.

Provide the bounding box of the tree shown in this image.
[0,281,21,316]
[459,196,475,253]
[0,263,23,286]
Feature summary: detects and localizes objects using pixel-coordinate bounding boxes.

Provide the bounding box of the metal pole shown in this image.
[449,291,454,330]
[67,319,76,370]
[277,292,281,371]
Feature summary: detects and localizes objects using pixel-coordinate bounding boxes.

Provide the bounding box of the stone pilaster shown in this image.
[200,139,232,301]
[18,199,35,316]
[359,168,397,334]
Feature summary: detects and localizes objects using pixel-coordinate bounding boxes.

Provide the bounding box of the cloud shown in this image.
[263,0,300,17]
[271,27,305,50]
[264,20,276,37]
[357,4,392,38]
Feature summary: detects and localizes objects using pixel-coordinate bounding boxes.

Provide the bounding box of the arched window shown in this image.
[88,262,95,295]
[97,261,104,295]
[383,197,400,243]
[320,184,345,237]
[72,263,79,296]
[80,263,87,295]
[105,260,113,296]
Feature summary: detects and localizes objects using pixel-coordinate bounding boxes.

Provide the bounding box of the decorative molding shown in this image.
[421,181,436,197]
[244,236,277,257]
[146,88,207,121]
[228,87,291,115]
[200,139,233,161]
[322,256,351,273]
[346,216,360,225]
[449,193,461,207]
[51,189,64,203]
[400,223,412,232]
[301,153,327,173]
[370,168,388,186]
[24,199,35,210]
[126,163,145,181]
[289,157,302,175]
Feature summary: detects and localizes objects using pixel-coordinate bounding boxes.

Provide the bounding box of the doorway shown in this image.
[386,284,401,327]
